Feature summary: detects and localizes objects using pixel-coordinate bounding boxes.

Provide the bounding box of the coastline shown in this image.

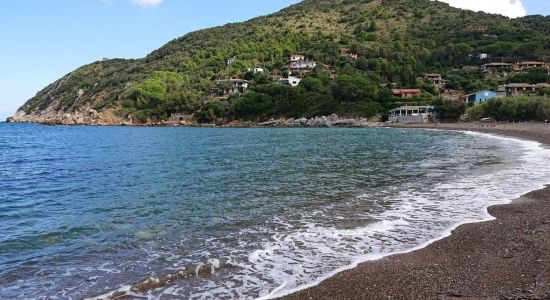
[6,114,381,128]
[279,122,550,300]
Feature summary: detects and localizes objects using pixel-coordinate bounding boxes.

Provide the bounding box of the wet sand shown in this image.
[281,122,550,300]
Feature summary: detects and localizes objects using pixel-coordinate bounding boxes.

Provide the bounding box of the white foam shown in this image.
[260,131,550,299]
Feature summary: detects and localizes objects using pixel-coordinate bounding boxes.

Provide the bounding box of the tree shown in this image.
[433,99,467,122]
[134,78,167,109]
[508,68,550,84]
[331,74,378,102]
[368,20,378,32]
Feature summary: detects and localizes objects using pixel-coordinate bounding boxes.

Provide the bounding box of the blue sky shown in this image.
[518,0,550,15]
[0,0,548,120]
[0,0,300,119]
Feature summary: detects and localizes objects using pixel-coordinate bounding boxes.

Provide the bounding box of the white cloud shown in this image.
[132,0,163,8]
[435,0,527,18]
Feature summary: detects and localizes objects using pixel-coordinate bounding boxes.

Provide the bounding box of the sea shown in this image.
[1,123,549,299]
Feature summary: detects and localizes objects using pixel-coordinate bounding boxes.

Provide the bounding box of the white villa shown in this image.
[278,76,302,87]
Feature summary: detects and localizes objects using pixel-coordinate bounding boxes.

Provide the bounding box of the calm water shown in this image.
[1,123,549,299]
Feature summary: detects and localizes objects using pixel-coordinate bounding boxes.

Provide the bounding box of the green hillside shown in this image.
[17,0,550,124]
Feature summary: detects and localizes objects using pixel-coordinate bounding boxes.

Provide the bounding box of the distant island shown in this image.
[9,0,550,126]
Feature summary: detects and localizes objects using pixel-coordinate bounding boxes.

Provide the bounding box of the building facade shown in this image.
[513,61,547,72]
[482,62,511,72]
[388,105,436,124]
[392,89,422,98]
[278,76,302,87]
[425,73,445,88]
[459,90,497,105]
[504,83,550,95]
[290,54,305,62]
[212,79,250,96]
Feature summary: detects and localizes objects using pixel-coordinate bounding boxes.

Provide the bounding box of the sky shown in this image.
[0,0,549,120]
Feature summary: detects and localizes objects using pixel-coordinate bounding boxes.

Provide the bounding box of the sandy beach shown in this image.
[281,122,550,300]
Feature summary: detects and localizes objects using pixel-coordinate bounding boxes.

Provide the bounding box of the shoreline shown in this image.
[6,114,382,128]
[279,123,550,300]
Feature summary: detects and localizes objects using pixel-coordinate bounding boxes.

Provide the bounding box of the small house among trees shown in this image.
[226,57,236,66]
[482,62,511,72]
[504,83,550,95]
[290,54,305,62]
[467,25,487,33]
[212,79,249,96]
[459,90,497,105]
[289,54,317,70]
[392,89,422,98]
[340,48,358,61]
[513,61,547,72]
[278,76,301,87]
[425,73,445,88]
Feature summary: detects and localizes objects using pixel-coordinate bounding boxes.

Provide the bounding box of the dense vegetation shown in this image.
[18,0,550,123]
[466,96,550,122]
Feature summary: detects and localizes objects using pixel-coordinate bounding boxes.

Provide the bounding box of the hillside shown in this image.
[11,0,550,125]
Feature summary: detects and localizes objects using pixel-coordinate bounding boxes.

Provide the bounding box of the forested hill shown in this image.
[13,0,550,124]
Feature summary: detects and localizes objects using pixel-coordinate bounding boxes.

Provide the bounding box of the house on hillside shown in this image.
[388,105,436,124]
[496,86,507,98]
[278,76,301,87]
[469,53,489,61]
[226,57,237,66]
[290,60,317,69]
[467,25,487,33]
[503,83,550,95]
[512,61,547,72]
[482,62,511,72]
[425,73,445,88]
[392,89,422,98]
[247,67,265,74]
[212,79,249,96]
[459,90,497,105]
[340,48,358,61]
[291,54,305,62]
[289,54,317,71]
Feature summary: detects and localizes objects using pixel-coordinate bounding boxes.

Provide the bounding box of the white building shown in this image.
[278,76,301,87]
[247,67,265,74]
[469,53,488,60]
[227,57,236,66]
[389,106,437,124]
[290,54,305,62]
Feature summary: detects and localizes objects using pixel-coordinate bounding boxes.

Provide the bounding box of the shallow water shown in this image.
[0,123,549,299]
